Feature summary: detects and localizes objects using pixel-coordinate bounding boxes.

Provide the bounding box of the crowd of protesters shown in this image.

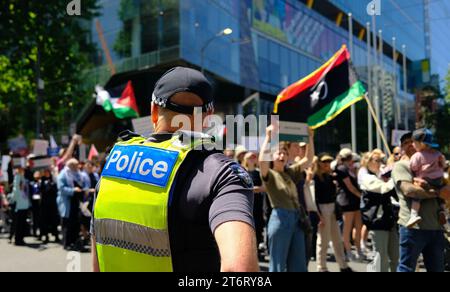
[227,127,450,272]
[0,135,101,252]
[1,128,449,272]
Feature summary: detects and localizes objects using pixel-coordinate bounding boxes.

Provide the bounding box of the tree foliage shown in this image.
[0,0,100,150]
[418,73,450,157]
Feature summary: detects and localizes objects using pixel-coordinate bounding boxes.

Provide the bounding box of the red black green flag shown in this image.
[95,81,140,119]
[273,45,366,129]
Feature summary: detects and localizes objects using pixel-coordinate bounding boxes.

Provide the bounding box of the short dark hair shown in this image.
[400,132,412,145]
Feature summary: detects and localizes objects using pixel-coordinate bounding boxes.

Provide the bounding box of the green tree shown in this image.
[418,71,450,157]
[0,0,100,150]
[446,68,450,103]
[0,56,35,142]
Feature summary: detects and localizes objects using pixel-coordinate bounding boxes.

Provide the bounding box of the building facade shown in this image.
[84,0,435,152]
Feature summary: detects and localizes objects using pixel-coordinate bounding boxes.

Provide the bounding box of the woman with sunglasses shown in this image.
[387,147,402,166]
[314,153,352,272]
[358,149,399,272]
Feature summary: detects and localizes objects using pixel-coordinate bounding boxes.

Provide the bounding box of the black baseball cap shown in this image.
[152,67,214,114]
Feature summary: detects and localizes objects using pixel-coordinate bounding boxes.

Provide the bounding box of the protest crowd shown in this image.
[0,134,100,252]
[1,128,449,272]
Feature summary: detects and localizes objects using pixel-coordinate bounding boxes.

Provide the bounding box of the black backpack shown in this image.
[360,189,397,231]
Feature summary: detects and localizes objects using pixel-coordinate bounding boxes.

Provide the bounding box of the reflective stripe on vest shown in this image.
[94,134,211,272]
[95,219,171,257]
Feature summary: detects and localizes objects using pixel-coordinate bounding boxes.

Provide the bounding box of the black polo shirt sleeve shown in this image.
[204,154,255,234]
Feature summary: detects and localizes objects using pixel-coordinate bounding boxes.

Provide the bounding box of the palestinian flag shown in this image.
[274,45,366,129]
[95,81,140,119]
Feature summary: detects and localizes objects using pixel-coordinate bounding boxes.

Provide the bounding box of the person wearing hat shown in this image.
[314,153,352,272]
[407,128,447,228]
[392,131,448,272]
[234,145,248,164]
[335,148,364,262]
[91,67,259,272]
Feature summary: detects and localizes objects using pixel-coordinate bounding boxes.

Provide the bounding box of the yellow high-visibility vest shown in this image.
[94,133,211,272]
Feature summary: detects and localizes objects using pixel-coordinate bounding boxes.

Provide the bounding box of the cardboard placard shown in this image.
[12,158,26,168]
[279,121,309,143]
[391,130,411,146]
[32,139,49,156]
[32,158,53,170]
[8,136,27,153]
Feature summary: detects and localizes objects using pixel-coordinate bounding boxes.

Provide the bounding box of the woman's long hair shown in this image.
[315,154,332,182]
[361,149,385,169]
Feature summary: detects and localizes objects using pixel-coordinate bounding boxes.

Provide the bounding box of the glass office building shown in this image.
[85,0,438,152]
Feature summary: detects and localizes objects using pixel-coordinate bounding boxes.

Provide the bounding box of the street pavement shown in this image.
[0,234,91,272]
[0,233,369,272]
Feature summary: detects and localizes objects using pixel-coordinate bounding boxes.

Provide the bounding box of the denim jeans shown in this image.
[397,226,446,272]
[268,208,307,272]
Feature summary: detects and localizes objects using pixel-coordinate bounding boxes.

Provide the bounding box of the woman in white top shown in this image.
[358,149,399,272]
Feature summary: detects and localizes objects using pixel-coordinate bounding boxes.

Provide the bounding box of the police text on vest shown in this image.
[102,145,179,188]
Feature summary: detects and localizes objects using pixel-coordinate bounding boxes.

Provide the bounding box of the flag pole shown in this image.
[95,20,117,75]
[364,93,392,156]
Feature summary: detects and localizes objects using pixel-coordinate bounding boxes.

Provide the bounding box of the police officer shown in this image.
[91,67,259,272]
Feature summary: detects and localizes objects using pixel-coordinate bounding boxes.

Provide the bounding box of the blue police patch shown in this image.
[230,164,254,189]
[102,145,179,188]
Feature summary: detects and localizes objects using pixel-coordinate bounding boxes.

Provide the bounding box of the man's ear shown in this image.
[151,102,158,125]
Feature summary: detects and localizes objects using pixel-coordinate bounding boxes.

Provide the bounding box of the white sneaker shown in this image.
[356,251,367,262]
[407,215,422,229]
[361,240,370,254]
